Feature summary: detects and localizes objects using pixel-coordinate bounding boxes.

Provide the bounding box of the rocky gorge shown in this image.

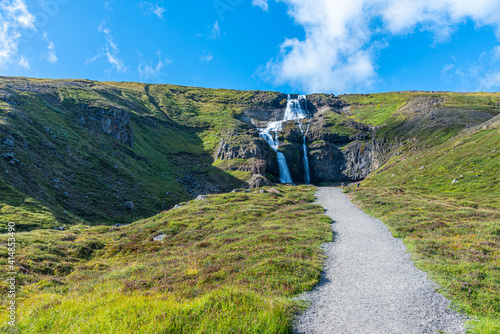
[215,94,398,185]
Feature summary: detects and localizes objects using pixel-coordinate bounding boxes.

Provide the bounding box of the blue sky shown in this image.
[1,0,500,94]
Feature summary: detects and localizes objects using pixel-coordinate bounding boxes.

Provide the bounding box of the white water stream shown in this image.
[259,95,311,184]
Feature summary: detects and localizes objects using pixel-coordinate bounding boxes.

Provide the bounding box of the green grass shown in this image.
[339,92,411,125]
[1,78,282,231]
[0,177,60,231]
[340,91,500,126]
[0,185,333,333]
[16,289,294,334]
[348,120,500,332]
[3,78,500,332]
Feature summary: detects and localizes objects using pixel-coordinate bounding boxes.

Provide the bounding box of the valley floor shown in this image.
[294,187,467,333]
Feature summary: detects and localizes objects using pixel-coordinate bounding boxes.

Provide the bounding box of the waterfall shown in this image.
[258,94,311,184]
[302,123,311,185]
[259,121,293,183]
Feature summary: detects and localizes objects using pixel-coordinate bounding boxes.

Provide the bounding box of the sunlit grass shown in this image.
[0,185,332,333]
[348,122,500,331]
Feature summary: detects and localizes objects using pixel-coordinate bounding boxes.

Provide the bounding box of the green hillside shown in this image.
[0,185,332,333]
[0,77,281,231]
[349,115,500,332]
[1,77,500,332]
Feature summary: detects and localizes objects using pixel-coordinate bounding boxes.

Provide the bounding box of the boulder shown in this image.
[3,138,15,147]
[153,234,166,242]
[267,188,280,194]
[42,140,57,151]
[248,174,273,188]
[124,201,135,210]
[2,152,14,160]
[196,195,208,201]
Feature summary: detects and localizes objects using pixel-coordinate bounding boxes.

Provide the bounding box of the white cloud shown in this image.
[481,71,500,89]
[3,0,34,28]
[261,0,500,93]
[0,0,36,70]
[18,55,30,70]
[87,24,127,73]
[139,1,166,20]
[200,53,213,63]
[42,32,58,64]
[209,21,220,40]
[138,52,171,80]
[494,45,500,59]
[252,0,269,11]
[100,26,126,72]
[441,64,454,76]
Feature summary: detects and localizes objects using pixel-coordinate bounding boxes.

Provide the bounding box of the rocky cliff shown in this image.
[214,94,386,184]
[215,92,498,185]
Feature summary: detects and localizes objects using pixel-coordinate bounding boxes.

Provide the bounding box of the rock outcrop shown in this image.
[214,129,279,177]
[216,94,402,184]
[76,105,134,147]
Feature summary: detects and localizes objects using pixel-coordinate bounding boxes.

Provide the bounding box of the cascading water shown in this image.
[259,121,293,184]
[258,95,312,184]
[302,123,311,185]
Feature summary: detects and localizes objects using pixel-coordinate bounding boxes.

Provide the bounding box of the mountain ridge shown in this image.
[1,76,499,232]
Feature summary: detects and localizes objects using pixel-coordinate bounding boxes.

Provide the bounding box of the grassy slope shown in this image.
[2,80,500,332]
[341,92,499,150]
[0,185,332,333]
[347,108,500,332]
[0,78,280,231]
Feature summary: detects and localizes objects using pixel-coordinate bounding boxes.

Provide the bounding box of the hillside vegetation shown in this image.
[0,77,282,231]
[2,77,499,232]
[0,185,332,333]
[348,114,500,332]
[2,77,500,332]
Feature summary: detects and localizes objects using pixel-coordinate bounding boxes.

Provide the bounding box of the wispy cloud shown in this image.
[260,0,500,93]
[0,0,36,71]
[138,52,171,81]
[18,55,30,70]
[100,25,126,72]
[200,53,213,63]
[208,21,220,40]
[139,1,166,20]
[440,64,455,80]
[439,46,500,91]
[481,71,500,89]
[42,32,58,64]
[252,0,269,12]
[86,24,127,73]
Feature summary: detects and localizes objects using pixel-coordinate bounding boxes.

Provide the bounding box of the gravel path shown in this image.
[294,187,468,334]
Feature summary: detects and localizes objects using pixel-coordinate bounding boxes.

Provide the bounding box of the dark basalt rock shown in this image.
[213,93,412,185]
[248,174,273,188]
[76,104,134,147]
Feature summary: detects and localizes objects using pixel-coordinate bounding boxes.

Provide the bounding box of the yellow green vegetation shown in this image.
[348,119,500,332]
[341,91,500,126]
[0,185,333,333]
[0,77,283,232]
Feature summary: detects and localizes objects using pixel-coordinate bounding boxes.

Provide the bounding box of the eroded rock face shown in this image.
[248,174,273,188]
[308,141,347,183]
[215,130,280,176]
[0,92,22,106]
[214,94,409,185]
[306,93,347,113]
[77,105,134,147]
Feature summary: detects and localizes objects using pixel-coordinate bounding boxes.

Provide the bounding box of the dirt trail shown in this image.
[294,187,467,334]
